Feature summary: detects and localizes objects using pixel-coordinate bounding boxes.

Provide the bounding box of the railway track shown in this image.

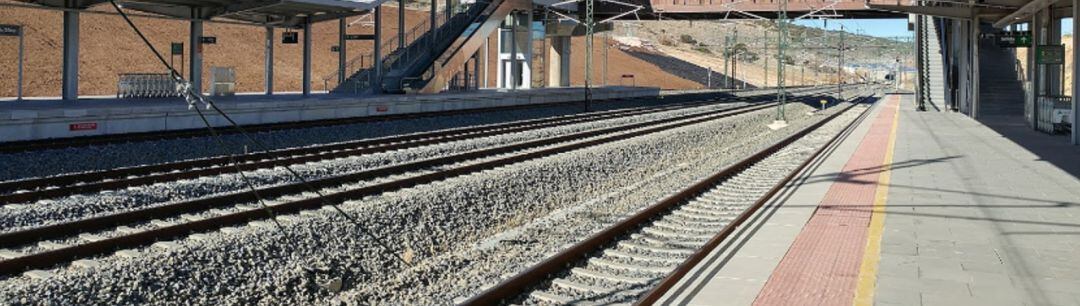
[0,90,840,278]
[458,91,879,305]
[0,87,833,205]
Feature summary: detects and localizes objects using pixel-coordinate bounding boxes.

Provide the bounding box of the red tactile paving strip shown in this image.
[752,96,899,306]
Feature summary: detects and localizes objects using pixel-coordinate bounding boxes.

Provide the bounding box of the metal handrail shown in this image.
[327,2,483,93]
[406,1,494,90]
[1015,58,1026,82]
[383,2,485,73]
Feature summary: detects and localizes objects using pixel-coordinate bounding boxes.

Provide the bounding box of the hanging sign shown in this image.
[344,34,375,40]
[331,45,341,52]
[171,42,184,55]
[0,24,20,36]
[199,36,217,44]
[997,31,1032,48]
[1037,45,1065,65]
[282,32,299,44]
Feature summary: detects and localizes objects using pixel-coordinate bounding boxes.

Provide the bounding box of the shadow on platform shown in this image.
[977,114,1080,180]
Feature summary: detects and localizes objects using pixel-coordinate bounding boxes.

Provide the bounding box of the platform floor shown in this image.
[660,94,1080,306]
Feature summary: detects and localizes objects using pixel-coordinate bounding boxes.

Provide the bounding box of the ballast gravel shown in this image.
[0,94,860,306]
[0,101,751,233]
[0,96,693,182]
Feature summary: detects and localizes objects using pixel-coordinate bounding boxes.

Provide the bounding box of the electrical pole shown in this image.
[776,0,788,121]
[768,0,789,129]
[839,24,845,101]
[723,34,730,89]
[733,26,740,89]
[801,64,805,86]
[764,30,769,88]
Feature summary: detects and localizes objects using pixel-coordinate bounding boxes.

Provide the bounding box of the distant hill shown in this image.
[612,19,914,88]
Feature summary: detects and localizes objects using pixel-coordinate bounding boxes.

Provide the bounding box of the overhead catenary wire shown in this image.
[105,0,413,268]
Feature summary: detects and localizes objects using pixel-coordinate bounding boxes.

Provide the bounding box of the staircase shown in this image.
[977,25,1027,117]
[920,18,947,109]
[330,2,485,94]
[411,0,531,93]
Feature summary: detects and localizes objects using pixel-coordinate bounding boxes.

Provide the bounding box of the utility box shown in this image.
[210,67,236,96]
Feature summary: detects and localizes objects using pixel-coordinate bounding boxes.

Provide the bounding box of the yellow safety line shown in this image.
[853,95,901,306]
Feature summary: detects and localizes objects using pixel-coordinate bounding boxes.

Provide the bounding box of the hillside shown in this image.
[0,2,700,98]
[614,20,913,88]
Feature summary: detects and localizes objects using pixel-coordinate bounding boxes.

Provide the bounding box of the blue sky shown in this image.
[793,19,911,38]
[791,18,1077,37]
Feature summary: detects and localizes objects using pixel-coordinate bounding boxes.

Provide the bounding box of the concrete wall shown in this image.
[0,87,660,142]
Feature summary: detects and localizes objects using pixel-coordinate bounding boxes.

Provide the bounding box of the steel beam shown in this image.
[399,0,406,48]
[971,15,980,118]
[374,5,383,94]
[189,17,203,95]
[993,0,1058,28]
[302,18,312,96]
[483,36,489,88]
[1073,0,1080,144]
[266,27,274,95]
[62,9,79,101]
[339,18,347,86]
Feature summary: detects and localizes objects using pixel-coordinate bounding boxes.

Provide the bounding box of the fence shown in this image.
[1035,95,1072,134]
[117,73,180,99]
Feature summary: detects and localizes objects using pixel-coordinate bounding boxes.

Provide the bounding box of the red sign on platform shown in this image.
[69,122,98,131]
[375,106,389,112]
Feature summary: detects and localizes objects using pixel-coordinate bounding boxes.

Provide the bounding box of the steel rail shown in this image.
[0,102,774,248]
[457,92,876,306]
[633,93,878,305]
[0,89,826,204]
[0,96,822,277]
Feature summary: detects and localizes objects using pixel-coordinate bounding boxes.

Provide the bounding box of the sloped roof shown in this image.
[16,0,384,27]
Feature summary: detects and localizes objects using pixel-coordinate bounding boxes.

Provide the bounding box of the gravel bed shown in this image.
[332,100,867,305]
[0,101,749,233]
[0,97,859,305]
[0,97,692,182]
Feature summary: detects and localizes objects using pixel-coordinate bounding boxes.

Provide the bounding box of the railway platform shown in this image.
[660,94,1080,306]
[0,87,659,143]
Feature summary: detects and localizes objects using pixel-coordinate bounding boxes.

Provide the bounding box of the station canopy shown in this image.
[15,0,385,27]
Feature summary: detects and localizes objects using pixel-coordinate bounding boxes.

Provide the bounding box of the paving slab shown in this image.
[659,94,1080,306]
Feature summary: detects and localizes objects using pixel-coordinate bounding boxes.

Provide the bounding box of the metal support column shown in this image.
[1073,0,1080,144]
[302,18,312,96]
[189,16,203,95]
[510,13,518,90]
[1046,12,1062,96]
[483,36,489,88]
[265,27,274,95]
[374,5,383,94]
[62,7,79,101]
[399,0,406,48]
[431,0,437,55]
[971,15,980,119]
[474,52,481,89]
[1031,11,1043,128]
[17,25,24,101]
[603,32,608,86]
[339,18,347,86]
[915,14,924,110]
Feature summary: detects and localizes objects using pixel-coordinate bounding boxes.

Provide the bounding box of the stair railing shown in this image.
[383,1,487,75]
[405,0,495,91]
[326,8,448,93]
